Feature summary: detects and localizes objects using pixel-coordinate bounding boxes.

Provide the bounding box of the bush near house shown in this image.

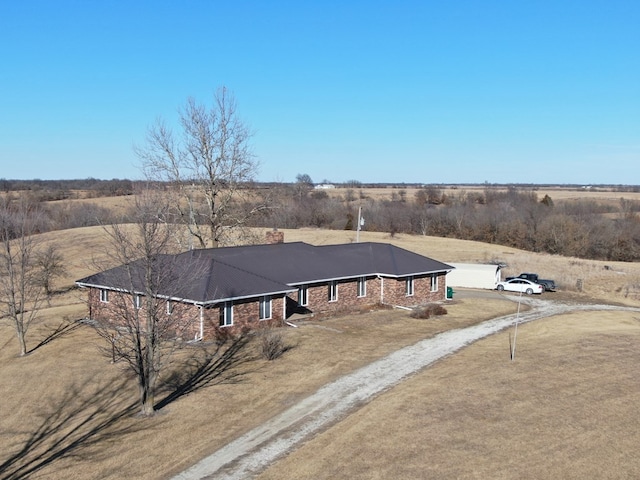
[410,303,448,319]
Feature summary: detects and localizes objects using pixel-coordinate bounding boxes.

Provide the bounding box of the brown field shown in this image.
[1,224,640,479]
[325,185,640,204]
[257,310,640,479]
[46,194,137,218]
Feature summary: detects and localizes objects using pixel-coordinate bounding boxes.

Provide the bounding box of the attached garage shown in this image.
[446,263,504,290]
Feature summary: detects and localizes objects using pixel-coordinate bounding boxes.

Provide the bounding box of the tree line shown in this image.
[4,179,640,263]
[0,178,136,199]
[256,184,640,262]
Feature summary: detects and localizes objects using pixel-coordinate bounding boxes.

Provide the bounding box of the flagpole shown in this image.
[356,206,362,243]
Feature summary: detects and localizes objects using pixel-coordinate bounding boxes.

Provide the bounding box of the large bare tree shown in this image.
[92,189,203,415]
[137,86,264,248]
[0,196,46,356]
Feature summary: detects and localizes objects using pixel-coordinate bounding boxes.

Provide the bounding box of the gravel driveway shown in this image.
[174,295,640,480]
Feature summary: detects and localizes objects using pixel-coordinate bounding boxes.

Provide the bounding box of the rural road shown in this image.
[174,295,640,480]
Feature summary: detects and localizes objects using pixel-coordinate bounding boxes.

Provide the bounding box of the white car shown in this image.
[496,278,544,295]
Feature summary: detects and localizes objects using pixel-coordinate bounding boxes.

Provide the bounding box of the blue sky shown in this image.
[1,1,638,184]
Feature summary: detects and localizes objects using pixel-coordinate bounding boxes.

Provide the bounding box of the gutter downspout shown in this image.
[377,275,385,305]
[198,305,204,341]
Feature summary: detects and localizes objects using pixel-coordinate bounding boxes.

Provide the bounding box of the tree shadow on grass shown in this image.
[27,318,82,355]
[155,334,254,411]
[0,334,257,478]
[0,377,140,480]
[0,331,13,352]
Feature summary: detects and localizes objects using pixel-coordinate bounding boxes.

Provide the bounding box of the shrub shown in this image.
[410,303,448,319]
[259,328,287,360]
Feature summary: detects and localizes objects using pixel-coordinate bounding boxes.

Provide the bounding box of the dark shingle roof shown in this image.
[76,242,453,304]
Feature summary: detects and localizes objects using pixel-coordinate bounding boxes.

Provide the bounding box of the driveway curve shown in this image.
[174,297,640,480]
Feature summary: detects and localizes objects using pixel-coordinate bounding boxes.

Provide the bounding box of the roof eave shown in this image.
[199,288,298,306]
[288,269,453,285]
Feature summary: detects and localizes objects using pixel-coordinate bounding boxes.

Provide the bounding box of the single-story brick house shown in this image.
[76,240,454,341]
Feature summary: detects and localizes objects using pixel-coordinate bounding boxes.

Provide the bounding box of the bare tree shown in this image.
[91,189,203,415]
[34,244,67,296]
[137,86,263,248]
[0,196,45,356]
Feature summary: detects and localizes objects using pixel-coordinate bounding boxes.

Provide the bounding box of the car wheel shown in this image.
[525,288,533,295]
[497,285,504,291]
[541,284,547,292]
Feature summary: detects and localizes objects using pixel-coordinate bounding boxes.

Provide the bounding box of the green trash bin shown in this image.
[446,286,454,299]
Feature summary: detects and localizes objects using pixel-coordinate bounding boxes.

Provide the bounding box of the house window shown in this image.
[166,300,173,315]
[328,281,338,302]
[99,289,109,303]
[405,276,414,296]
[298,285,308,306]
[259,296,272,320]
[357,277,366,297]
[134,294,142,309]
[430,274,438,292]
[219,302,233,327]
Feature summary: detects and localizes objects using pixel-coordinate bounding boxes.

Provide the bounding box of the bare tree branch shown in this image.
[90,188,204,415]
[136,86,263,248]
[0,195,46,356]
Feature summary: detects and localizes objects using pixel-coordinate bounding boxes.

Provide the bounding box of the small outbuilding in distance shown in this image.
[446,263,505,290]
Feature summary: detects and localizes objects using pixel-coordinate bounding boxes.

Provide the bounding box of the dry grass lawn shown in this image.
[257,310,640,479]
[2,224,640,479]
[0,292,513,479]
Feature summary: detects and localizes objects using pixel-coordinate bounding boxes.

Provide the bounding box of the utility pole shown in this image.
[510,290,523,361]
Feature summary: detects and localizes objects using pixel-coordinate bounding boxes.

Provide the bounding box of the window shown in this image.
[430,274,438,292]
[328,281,338,302]
[134,294,142,309]
[357,277,366,297]
[166,300,173,315]
[298,285,308,306]
[405,276,414,296]
[259,296,272,320]
[99,289,109,303]
[219,302,233,327]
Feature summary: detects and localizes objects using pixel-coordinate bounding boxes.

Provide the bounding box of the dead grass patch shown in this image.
[257,311,640,480]
[325,186,640,204]
[0,296,513,479]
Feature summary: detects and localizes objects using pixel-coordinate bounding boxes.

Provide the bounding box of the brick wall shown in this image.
[85,287,286,341]
[201,295,286,339]
[265,229,284,244]
[382,273,446,307]
[305,276,382,314]
[86,287,204,339]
